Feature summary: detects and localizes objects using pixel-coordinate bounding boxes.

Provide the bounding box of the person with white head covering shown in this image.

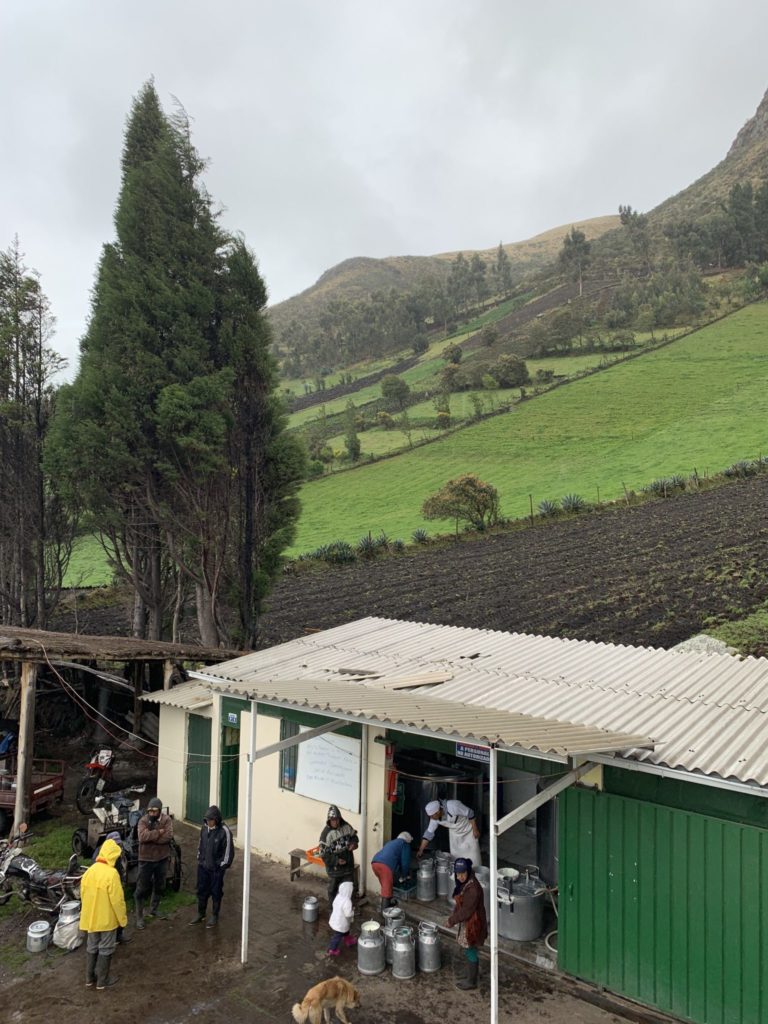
[417,798,482,866]
[371,831,413,910]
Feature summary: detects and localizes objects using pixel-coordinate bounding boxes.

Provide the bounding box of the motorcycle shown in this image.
[71,792,182,893]
[76,747,117,815]
[0,823,85,914]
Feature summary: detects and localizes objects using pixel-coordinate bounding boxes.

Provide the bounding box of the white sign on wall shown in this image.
[294,728,361,813]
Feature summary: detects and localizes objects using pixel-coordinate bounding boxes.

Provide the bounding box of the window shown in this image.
[279,719,299,790]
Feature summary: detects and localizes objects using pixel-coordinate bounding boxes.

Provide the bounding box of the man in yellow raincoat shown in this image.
[79,837,128,990]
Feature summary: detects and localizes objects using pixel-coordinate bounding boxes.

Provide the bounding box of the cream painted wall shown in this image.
[155,703,215,821]
[237,710,390,893]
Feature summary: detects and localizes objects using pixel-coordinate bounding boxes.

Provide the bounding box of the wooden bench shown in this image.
[289,847,360,891]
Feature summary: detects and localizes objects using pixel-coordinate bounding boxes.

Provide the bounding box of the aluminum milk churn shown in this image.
[416,857,436,902]
[301,896,319,922]
[417,921,441,973]
[383,905,405,964]
[357,920,386,975]
[435,857,451,898]
[474,865,491,920]
[391,925,416,979]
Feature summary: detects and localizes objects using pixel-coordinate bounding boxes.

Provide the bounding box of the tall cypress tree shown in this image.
[48,82,305,644]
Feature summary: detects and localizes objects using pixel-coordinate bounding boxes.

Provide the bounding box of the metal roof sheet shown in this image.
[142,681,213,711]
[197,617,768,788]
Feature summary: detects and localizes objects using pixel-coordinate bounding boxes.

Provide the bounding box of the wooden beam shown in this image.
[13,661,38,829]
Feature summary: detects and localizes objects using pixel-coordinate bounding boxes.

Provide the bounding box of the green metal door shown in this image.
[185,714,211,824]
[560,787,768,1024]
[219,697,247,819]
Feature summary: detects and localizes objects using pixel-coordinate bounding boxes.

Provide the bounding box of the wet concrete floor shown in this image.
[1,824,633,1024]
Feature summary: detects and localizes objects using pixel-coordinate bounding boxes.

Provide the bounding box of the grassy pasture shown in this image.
[290,303,768,552]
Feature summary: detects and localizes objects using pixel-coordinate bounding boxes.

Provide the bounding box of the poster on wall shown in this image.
[294,728,361,813]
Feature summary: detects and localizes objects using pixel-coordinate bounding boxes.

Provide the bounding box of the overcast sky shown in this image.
[2,1,768,374]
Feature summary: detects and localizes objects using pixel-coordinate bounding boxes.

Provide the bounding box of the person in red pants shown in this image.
[371,832,413,911]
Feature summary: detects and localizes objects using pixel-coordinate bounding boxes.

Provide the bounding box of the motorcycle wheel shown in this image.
[72,828,90,858]
[76,777,98,816]
[166,840,182,892]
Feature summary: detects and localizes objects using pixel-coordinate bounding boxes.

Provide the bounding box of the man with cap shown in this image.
[371,832,413,911]
[190,805,234,928]
[79,837,127,990]
[417,798,482,866]
[135,796,174,929]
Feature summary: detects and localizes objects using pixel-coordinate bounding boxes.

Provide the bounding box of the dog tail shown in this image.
[291,1002,308,1024]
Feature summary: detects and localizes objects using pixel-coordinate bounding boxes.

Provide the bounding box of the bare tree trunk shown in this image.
[195,582,220,648]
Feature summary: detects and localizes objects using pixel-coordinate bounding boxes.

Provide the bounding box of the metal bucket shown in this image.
[417,921,441,973]
[357,920,386,975]
[382,905,405,964]
[391,925,416,979]
[301,896,319,923]
[26,920,51,953]
[497,872,544,941]
[416,858,436,902]
[58,900,81,925]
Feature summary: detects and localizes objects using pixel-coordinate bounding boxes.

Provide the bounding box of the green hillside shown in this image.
[290,303,768,553]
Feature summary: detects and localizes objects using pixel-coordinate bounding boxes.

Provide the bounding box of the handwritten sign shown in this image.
[295,730,360,813]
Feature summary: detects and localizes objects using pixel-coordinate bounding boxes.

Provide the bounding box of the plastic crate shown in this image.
[393,878,416,901]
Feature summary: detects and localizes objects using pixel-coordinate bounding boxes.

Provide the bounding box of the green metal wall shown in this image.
[560,787,768,1024]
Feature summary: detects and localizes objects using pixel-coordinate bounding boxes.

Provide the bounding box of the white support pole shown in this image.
[489,744,498,1024]
[240,701,257,965]
[359,726,369,896]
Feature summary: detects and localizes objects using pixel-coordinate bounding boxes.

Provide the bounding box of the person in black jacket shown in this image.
[190,805,234,928]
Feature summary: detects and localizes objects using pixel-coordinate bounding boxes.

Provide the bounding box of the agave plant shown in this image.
[357,534,379,558]
[411,528,429,544]
[561,493,587,513]
[323,541,357,564]
[538,499,561,517]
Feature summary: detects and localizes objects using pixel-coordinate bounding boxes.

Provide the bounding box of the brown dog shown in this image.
[291,976,361,1024]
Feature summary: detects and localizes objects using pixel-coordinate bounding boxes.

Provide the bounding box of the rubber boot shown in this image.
[206,899,220,928]
[190,899,207,924]
[95,954,118,990]
[456,959,479,990]
[380,896,392,912]
[135,901,145,930]
[148,894,166,919]
[85,951,98,988]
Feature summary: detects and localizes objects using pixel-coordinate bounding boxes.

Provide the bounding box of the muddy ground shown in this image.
[0,822,641,1024]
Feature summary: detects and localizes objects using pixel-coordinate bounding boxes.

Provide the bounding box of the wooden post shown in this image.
[163,659,174,691]
[14,661,38,830]
[132,661,144,736]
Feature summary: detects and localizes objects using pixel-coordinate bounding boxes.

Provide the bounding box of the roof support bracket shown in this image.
[494,760,596,836]
[251,717,346,761]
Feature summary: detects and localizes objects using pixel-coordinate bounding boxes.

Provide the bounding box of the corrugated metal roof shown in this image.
[196,617,768,788]
[193,672,651,758]
[142,681,213,711]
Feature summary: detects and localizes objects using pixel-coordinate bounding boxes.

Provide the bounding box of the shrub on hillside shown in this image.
[435,411,451,429]
[377,411,396,430]
[422,474,500,533]
[538,499,561,517]
[411,528,430,544]
[561,493,587,513]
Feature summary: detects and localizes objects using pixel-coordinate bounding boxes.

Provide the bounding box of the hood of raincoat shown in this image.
[97,838,122,867]
[204,805,222,825]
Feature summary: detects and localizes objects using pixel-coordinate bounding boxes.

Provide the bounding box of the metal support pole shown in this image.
[14,662,38,830]
[359,726,369,896]
[240,701,257,965]
[489,744,498,1024]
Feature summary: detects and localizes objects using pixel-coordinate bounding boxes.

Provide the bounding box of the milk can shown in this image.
[301,896,319,922]
[357,920,386,975]
[474,866,491,921]
[435,858,451,898]
[26,920,51,953]
[417,921,441,973]
[391,925,416,979]
[416,857,436,902]
[383,905,405,964]
[58,900,81,924]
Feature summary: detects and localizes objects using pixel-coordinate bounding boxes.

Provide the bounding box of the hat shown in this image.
[453,857,473,875]
[397,831,413,844]
[425,800,440,816]
[147,797,163,811]
[106,830,122,842]
[326,804,342,822]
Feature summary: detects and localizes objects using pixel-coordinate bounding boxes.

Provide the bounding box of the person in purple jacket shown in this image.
[371,831,413,911]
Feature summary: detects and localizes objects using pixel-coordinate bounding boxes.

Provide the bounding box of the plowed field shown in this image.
[259,474,768,652]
